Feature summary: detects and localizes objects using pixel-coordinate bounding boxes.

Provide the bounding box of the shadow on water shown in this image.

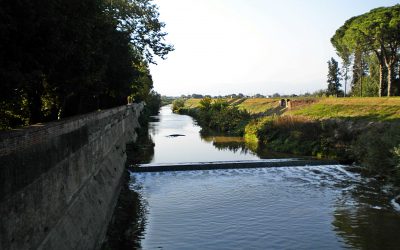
[127,130,155,166]
[200,134,253,154]
[200,130,302,160]
[101,127,154,250]
[101,173,148,250]
[332,178,400,250]
[104,106,400,249]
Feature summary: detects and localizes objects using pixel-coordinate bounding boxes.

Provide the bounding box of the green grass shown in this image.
[236,98,280,114]
[289,97,400,121]
[184,97,400,121]
[183,98,202,108]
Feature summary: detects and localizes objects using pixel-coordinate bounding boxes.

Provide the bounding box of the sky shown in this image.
[149,0,399,96]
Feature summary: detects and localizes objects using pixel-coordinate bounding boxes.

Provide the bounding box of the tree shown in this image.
[341,57,351,97]
[105,0,174,64]
[331,17,354,97]
[0,0,173,129]
[331,4,400,97]
[350,50,368,97]
[327,58,342,96]
[352,6,400,96]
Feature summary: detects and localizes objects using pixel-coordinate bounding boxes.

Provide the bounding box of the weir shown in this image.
[131,159,339,172]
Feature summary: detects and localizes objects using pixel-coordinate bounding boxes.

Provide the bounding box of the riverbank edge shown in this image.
[100,170,144,250]
[176,103,400,182]
[101,113,155,249]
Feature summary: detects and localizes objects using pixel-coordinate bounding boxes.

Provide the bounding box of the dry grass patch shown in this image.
[184,98,202,108]
[236,98,280,114]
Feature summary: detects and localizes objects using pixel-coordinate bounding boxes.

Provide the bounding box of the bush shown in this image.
[247,115,400,180]
[185,98,251,135]
[254,116,322,155]
[172,99,185,113]
[351,123,400,176]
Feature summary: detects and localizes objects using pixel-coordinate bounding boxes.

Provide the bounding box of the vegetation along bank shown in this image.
[173,97,400,182]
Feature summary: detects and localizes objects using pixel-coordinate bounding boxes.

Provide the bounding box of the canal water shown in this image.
[146,106,259,163]
[129,106,400,249]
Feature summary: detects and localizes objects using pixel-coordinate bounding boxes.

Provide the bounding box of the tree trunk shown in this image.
[27,91,43,124]
[359,57,363,97]
[379,64,383,97]
[374,49,385,97]
[26,74,44,124]
[344,66,348,97]
[387,64,393,97]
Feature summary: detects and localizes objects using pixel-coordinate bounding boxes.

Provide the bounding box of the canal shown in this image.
[127,106,400,249]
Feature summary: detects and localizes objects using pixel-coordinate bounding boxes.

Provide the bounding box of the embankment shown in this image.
[178,97,400,178]
[0,103,144,250]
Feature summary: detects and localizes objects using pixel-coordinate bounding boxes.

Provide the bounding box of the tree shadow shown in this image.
[332,178,400,249]
[102,127,154,250]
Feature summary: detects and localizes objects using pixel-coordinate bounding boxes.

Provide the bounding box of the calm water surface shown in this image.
[147,105,259,163]
[129,105,400,249]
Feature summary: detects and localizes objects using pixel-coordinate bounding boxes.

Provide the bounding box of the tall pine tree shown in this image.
[327,58,342,96]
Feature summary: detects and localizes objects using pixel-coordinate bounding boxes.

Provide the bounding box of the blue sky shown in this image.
[149,0,399,96]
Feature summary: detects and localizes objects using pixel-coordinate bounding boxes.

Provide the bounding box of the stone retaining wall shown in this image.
[0,103,144,250]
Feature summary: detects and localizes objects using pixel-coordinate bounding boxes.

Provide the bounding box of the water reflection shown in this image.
[127,129,154,165]
[102,173,149,250]
[147,106,259,163]
[332,178,400,249]
[103,126,155,250]
[200,135,253,154]
[147,105,299,164]
[131,165,400,249]
[125,106,400,249]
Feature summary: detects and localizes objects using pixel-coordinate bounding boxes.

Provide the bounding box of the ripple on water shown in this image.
[391,195,400,212]
[130,165,400,249]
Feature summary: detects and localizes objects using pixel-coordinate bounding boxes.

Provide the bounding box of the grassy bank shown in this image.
[179,97,400,180]
[288,97,400,121]
[174,98,251,135]
[182,97,400,120]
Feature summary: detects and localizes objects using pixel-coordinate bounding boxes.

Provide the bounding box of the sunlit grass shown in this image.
[289,97,400,121]
[236,98,279,114]
[184,97,400,121]
[184,98,202,108]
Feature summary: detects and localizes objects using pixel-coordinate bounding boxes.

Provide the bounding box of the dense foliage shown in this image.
[145,90,162,115]
[161,96,175,106]
[175,98,251,135]
[331,4,400,97]
[245,115,400,179]
[0,0,173,130]
[172,99,186,113]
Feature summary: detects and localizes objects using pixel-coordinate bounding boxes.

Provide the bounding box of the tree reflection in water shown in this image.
[102,128,154,250]
[201,135,253,154]
[102,173,148,250]
[332,178,400,249]
[200,131,295,159]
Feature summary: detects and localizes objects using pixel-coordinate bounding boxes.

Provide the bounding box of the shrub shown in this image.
[186,98,251,135]
[351,123,400,176]
[199,97,212,111]
[172,99,185,113]
[249,115,322,155]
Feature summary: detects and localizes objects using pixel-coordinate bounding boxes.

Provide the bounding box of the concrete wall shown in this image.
[0,103,144,250]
